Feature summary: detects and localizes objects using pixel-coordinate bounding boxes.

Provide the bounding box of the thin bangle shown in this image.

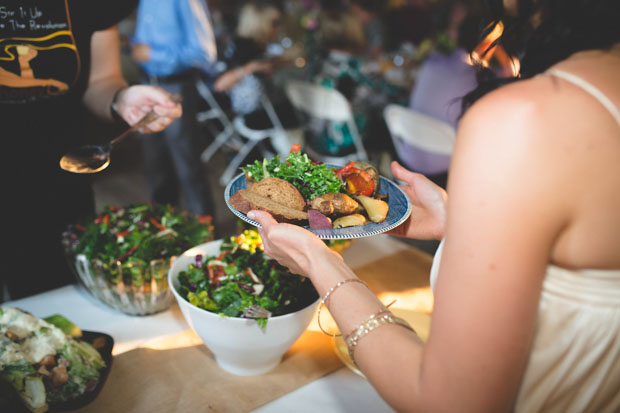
[317,278,369,337]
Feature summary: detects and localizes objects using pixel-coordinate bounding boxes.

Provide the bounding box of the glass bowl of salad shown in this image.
[168,229,320,376]
[63,203,214,316]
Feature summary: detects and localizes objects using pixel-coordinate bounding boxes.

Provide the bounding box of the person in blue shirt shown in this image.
[131,0,217,216]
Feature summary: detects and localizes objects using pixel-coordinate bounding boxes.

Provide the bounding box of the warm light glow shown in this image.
[111,287,435,356]
[472,20,520,77]
[307,287,434,336]
[112,339,148,355]
[377,289,434,314]
[294,57,306,68]
[111,332,201,355]
[141,332,204,350]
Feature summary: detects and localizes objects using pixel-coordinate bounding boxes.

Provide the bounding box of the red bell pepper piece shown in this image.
[198,215,213,225]
[118,244,139,262]
[207,264,226,283]
[343,168,374,196]
[217,250,231,260]
[149,217,166,232]
[289,143,301,154]
[335,161,356,179]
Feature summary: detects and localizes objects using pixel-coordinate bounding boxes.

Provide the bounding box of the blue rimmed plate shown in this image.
[224,171,412,240]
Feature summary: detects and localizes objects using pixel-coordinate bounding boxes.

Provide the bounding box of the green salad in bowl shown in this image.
[169,229,320,375]
[63,203,214,316]
[176,229,318,328]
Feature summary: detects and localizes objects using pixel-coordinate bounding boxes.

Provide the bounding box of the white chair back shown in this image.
[285,80,367,163]
[383,104,456,155]
[285,80,354,122]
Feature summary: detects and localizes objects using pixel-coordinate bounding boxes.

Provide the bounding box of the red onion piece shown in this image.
[308,209,332,229]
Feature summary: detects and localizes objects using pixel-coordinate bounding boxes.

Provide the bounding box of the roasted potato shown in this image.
[332,213,369,228]
[356,195,389,223]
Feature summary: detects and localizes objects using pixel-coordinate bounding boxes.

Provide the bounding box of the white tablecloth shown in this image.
[5,235,415,412]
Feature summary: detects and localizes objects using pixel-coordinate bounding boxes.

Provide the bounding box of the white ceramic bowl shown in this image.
[169,239,320,376]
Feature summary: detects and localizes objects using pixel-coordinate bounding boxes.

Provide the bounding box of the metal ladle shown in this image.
[60,94,180,174]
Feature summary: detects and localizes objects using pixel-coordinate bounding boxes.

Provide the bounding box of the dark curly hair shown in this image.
[462,0,620,111]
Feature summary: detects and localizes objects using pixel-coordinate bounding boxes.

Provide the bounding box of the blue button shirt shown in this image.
[132,0,217,77]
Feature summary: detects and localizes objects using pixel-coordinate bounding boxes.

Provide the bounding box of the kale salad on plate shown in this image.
[176,230,318,328]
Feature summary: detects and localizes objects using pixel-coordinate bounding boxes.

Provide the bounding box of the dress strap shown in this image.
[546,68,620,127]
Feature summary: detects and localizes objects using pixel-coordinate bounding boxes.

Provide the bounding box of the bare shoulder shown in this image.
[459,75,578,145]
[447,75,592,243]
[456,68,618,166]
[450,60,620,268]
[454,77,565,175]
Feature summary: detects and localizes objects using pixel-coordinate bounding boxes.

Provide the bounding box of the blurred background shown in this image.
[90,0,509,243]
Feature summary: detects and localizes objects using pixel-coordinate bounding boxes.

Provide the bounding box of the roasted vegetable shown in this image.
[308,209,333,229]
[332,213,369,228]
[241,151,389,229]
[356,195,389,223]
[353,161,380,195]
[310,193,359,216]
[336,162,376,197]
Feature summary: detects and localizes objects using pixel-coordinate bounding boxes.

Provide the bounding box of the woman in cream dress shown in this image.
[249,0,620,411]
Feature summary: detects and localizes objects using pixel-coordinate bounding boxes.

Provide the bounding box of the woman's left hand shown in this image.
[249,210,343,278]
[114,85,182,133]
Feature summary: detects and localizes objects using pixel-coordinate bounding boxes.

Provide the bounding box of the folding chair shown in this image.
[195,77,243,164]
[284,80,368,165]
[383,104,456,176]
[209,92,292,186]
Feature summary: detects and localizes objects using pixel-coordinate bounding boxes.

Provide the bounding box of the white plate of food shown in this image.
[224,154,412,240]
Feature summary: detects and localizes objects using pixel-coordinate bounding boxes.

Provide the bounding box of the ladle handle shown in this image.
[108,93,182,147]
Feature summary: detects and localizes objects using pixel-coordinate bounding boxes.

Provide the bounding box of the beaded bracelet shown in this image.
[317,278,369,337]
[345,311,415,366]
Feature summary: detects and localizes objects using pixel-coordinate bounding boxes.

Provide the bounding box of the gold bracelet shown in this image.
[345,312,415,366]
[317,278,369,337]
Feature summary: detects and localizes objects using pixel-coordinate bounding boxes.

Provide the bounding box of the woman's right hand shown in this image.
[388,161,447,240]
[248,210,343,279]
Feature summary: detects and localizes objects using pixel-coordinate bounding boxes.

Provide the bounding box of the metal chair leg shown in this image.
[218,138,261,186]
[201,124,234,163]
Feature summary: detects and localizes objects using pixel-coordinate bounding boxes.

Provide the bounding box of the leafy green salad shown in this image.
[64,203,214,285]
[242,151,342,200]
[177,230,318,328]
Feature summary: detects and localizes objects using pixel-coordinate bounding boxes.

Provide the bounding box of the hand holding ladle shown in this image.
[60,93,181,174]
